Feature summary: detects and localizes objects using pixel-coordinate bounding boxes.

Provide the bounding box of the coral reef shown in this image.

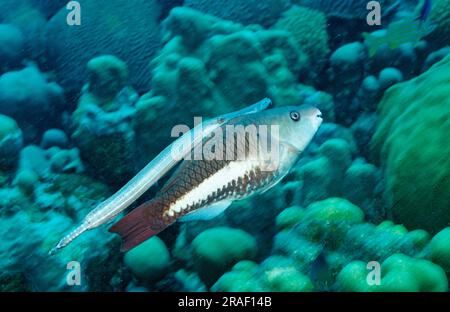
[71,55,138,184]
[371,55,450,233]
[184,0,290,27]
[40,129,69,150]
[426,0,450,47]
[0,114,23,170]
[133,7,310,164]
[0,0,448,293]
[292,0,397,20]
[423,46,450,71]
[0,24,24,73]
[0,0,66,21]
[273,6,330,67]
[0,210,117,291]
[83,55,129,109]
[190,227,257,286]
[0,66,65,141]
[327,42,367,125]
[44,0,162,92]
[336,254,447,292]
[124,237,171,284]
[426,227,450,273]
[212,257,314,292]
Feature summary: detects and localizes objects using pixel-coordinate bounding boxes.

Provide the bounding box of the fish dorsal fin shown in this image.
[179,200,232,222]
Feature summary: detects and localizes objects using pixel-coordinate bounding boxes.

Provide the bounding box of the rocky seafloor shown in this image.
[0,0,449,292]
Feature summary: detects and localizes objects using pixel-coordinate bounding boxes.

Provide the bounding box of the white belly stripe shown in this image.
[166,160,259,217]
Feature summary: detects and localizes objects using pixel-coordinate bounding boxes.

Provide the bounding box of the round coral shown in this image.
[124,236,170,283]
[336,254,448,292]
[191,227,257,286]
[44,0,161,92]
[86,55,128,104]
[428,227,450,273]
[371,55,450,234]
[274,6,330,64]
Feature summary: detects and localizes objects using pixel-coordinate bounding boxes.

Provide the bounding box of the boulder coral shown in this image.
[274,6,330,67]
[84,55,129,109]
[155,7,307,110]
[184,0,290,27]
[134,7,309,163]
[336,254,448,292]
[13,169,39,196]
[0,24,25,72]
[44,0,162,92]
[427,227,450,273]
[40,129,69,149]
[342,160,384,222]
[191,227,257,286]
[0,0,67,64]
[268,198,447,291]
[297,139,353,206]
[0,66,65,141]
[0,0,66,21]
[71,56,138,185]
[327,42,368,125]
[211,257,314,292]
[124,236,171,283]
[371,55,450,234]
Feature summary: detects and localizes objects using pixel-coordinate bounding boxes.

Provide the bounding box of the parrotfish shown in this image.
[50,99,322,253]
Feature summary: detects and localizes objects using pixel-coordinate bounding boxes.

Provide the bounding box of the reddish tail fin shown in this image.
[109,199,169,252]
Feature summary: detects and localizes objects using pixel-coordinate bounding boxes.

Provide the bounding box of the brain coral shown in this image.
[44,0,161,93]
[274,6,330,65]
[371,54,450,234]
[184,0,290,27]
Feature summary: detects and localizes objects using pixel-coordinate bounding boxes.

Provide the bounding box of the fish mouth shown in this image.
[314,112,323,129]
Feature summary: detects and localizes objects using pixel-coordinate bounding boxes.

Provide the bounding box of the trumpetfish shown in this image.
[50,99,322,253]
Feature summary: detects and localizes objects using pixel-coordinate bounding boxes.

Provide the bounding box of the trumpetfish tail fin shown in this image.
[109,199,170,252]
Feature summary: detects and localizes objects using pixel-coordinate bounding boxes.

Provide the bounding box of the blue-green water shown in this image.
[0,0,449,292]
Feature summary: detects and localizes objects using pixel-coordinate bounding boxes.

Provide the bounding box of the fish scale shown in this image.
[157,125,271,220]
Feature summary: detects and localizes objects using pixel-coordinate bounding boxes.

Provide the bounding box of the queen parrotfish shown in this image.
[50,99,322,253]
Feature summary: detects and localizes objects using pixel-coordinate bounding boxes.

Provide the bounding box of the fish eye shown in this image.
[290,111,300,121]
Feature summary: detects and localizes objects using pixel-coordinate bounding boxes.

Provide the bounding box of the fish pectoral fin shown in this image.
[179,200,232,222]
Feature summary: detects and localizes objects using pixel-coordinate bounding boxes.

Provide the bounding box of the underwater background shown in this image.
[0,0,449,292]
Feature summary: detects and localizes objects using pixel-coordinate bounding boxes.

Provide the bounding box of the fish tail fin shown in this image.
[109,199,169,252]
